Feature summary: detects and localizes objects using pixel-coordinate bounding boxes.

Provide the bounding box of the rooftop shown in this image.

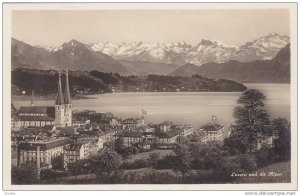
[154,130,181,138]
[18,137,73,151]
[18,106,55,117]
[200,123,224,132]
[114,131,144,138]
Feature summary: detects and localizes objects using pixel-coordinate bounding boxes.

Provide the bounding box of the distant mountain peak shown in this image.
[11,38,131,75]
[62,39,85,48]
[198,39,214,45]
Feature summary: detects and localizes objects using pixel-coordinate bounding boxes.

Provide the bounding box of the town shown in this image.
[11,70,230,179]
[11,70,288,184]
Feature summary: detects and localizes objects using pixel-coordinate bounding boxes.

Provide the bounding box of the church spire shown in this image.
[64,69,71,104]
[55,71,64,105]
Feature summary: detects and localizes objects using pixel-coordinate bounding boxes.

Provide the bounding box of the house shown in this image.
[114,131,144,147]
[159,121,173,132]
[132,126,154,133]
[155,130,181,143]
[72,116,90,127]
[110,117,121,126]
[170,125,194,136]
[120,118,145,130]
[63,137,103,169]
[200,123,224,143]
[181,125,194,136]
[63,143,85,168]
[100,129,121,144]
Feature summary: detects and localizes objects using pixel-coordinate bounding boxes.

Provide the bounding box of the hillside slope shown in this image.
[170,44,290,83]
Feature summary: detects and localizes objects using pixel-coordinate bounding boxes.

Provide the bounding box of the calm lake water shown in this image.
[13,83,290,129]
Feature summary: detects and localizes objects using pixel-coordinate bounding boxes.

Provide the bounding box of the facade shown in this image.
[155,130,181,143]
[17,106,55,127]
[120,118,145,130]
[159,121,173,132]
[180,125,194,136]
[100,129,120,144]
[114,131,144,147]
[17,137,73,173]
[200,123,224,143]
[73,111,120,127]
[64,137,103,169]
[63,143,85,168]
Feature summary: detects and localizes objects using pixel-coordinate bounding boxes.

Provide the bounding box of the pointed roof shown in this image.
[55,71,64,105]
[64,69,71,104]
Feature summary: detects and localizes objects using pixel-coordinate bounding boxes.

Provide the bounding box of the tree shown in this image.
[115,137,126,154]
[90,149,123,183]
[40,169,54,182]
[51,155,64,170]
[11,163,39,184]
[148,151,160,168]
[225,89,271,153]
[126,146,139,155]
[234,154,257,172]
[189,143,224,170]
[173,144,192,183]
[255,146,274,167]
[273,118,291,161]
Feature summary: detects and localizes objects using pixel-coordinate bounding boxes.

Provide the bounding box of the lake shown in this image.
[12,83,290,130]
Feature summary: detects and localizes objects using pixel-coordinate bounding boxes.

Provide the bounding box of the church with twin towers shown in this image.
[15,70,73,128]
[55,70,72,127]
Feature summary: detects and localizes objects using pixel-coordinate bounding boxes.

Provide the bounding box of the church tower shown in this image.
[55,71,65,127]
[64,69,72,127]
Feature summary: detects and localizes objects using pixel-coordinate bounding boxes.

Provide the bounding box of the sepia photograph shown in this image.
[2,2,297,191]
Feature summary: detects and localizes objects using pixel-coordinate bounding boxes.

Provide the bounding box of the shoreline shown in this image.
[11,94,97,101]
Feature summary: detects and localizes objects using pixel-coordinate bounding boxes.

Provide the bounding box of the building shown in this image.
[200,123,224,143]
[159,121,173,132]
[63,137,103,169]
[114,131,144,147]
[17,106,55,127]
[155,130,181,143]
[170,125,194,136]
[55,70,72,127]
[63,143,85,168]
[181,125,194,136]
[120,118,145,130]
[100,129,121,144]
[17,137,73,177]
[72,111,120,127]
[89,112,119,126]
[15,70,72,128]
[11,117,23,130]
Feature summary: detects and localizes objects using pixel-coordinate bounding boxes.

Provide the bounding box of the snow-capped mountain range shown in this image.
[34,32,289,66]
[86,32,289,65]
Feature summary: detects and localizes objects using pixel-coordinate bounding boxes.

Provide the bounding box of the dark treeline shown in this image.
[12,68,247,96]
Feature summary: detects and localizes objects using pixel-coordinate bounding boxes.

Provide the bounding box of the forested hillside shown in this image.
[11,69,247,96]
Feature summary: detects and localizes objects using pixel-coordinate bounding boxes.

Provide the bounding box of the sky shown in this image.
[12,9,290,47]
